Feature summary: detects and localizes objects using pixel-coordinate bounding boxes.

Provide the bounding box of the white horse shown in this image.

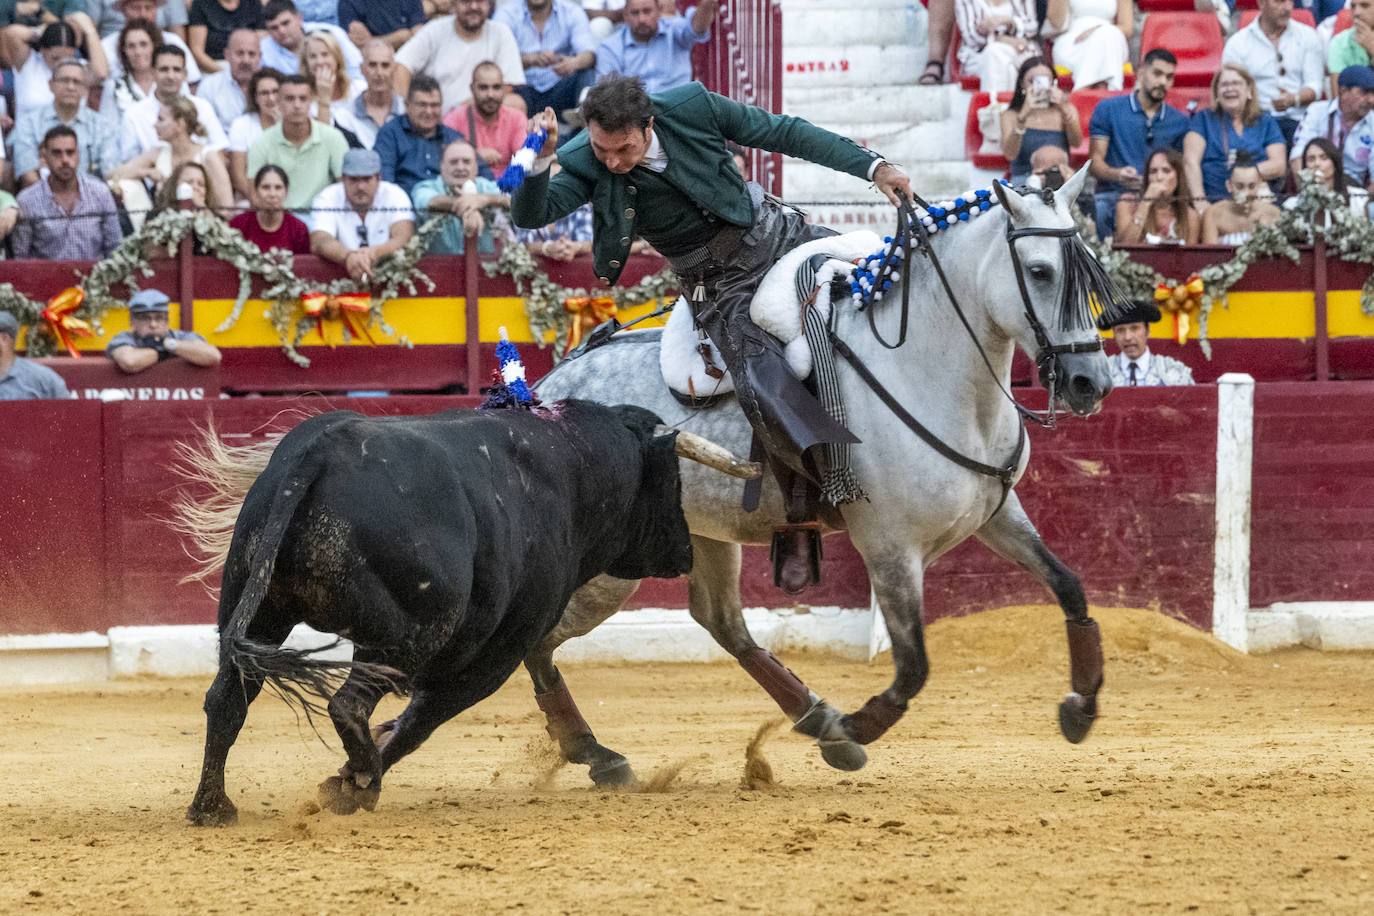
[525,172,1125,786]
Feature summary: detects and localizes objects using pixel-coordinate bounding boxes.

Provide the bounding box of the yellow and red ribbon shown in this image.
[301,292,375,347]
[41,287,93,357]
[563,296,617,355]
[1154,274,1205,345]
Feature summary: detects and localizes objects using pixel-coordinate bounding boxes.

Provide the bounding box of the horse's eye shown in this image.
[1029,264,1054,282]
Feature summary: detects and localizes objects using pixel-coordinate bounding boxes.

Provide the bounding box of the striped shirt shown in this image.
[11,174,123,261]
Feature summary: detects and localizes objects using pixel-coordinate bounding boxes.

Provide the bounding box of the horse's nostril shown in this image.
[1069,375,1097,401]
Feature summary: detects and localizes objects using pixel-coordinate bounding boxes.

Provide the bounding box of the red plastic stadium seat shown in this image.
[1067,89,1128,165]
[1166,85,1215,116]
[1334,8,1353,33]
[1137,0,1197,11]
[1140,12,1224,87]
[1238,8,1315,28]
[964,91,1014,170]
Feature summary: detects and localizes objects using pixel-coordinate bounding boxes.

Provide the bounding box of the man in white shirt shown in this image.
[1222,0,1325,148]
[99,0,201,84]
[394,0,525,111]
[261,0,363,81]
[195,29,262,130]
[1291,65,1374,185]
[1104,301,1195,388]
[310,148,416,280]
[119,45,228,160]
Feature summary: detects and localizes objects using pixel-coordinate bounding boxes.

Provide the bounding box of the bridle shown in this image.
[829,186,1106,511]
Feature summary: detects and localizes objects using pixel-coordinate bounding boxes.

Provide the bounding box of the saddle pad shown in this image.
[658,230,883,401]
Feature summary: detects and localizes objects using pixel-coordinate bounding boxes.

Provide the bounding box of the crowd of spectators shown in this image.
[0,0,721,260]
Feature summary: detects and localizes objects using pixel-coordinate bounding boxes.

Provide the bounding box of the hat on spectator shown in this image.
[35,22,79,50]
[1105,300,1162,329]
[0,311,17,338]
[341,149,382,177]
[129,290,172,316]
[1338,66,1374,91]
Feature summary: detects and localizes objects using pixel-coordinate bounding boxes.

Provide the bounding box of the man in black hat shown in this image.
[106,290,222,374]
[1103,300,1194,388]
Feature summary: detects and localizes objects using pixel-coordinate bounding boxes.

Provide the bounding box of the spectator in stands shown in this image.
[294,0,337,28]
[12,126,123,259]
[120,45,227,161]
[98,0,198,84]
[334,40,405,148]
[1328,0,1374,85]
[1291,65,1374,187]
[919,0,956,86]
[412,137,506,253]
[1114,149,1201,245]
[339,0,425,51]
[0,311,69,399]
[92,0,186,43]
[494,0,598,118]
[953,0,1043,95]
[1051,0,1130,91]
[395,0,526,111]
[106,289,221,373]
[1201,151,1283,243]
[110,97,234,216]
[376,75,493,194]
[1087,49,1190,240]
[100,20,159,123]
[1102,300,1195,387]
[260,0,361,81]
[593,0,715,95]
[1289,136,1371,216]
[303,29,365,126]
[0,191,18,248]
[188,0,264,73]
[145,160,229,255]
[196,29,261,129]
[1222,0,1324,148]
[1000,57,1081,187]
[230,164,312,251]
[310,147,416,279]
[1184,63,1288,209]
[13,59,119,188]
[442,60,526,173]
[227,68,282,200]
[247,73,349,217]
[515,163,592,260]
[583,0,623,41]
[3,20,109,114]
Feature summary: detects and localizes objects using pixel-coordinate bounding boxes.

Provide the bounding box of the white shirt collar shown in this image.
[639,127,668,172]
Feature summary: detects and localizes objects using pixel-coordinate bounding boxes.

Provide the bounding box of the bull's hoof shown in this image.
[186,798,238,827]
[318,774,381,815]
[818,738,868,772]
[588,756,637,789]
[1058,692,1097,744]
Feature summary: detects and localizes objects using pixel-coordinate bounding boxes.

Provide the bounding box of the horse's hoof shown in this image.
[589,756,637,789]
[1058,693,1096,744]
[186,798,237,827]
[318,774,379,814]
[819,739,868,772]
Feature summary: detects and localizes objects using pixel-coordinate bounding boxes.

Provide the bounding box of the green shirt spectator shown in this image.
[1328,29,1371,73]
[246,75,349,220]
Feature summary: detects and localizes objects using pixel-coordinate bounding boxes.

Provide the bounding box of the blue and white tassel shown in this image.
[494,326,533,404]
[496,127,549,193]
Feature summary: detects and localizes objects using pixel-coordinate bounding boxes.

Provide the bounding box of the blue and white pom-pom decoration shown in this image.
[496,127,549,193]
[850,183,1007,306]
[494,326,533,403]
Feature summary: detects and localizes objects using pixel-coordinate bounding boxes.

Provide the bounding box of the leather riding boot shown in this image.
[771,526,821,595]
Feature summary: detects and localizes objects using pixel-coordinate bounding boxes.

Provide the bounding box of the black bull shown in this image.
[187,400,707,827]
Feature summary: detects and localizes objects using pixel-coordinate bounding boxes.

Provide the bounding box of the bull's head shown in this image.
[600,405,760,581]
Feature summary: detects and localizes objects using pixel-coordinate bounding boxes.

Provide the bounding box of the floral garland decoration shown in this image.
[482,240,677,360]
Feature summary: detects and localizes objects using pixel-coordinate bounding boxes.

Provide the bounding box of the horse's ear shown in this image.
[1060,165,1090,209]
[992,180,1032,224]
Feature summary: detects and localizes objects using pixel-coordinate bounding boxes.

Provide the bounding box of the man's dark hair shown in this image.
[279,72,313,90]
[41,124,78,148]
[263,0,298,20]
[153,43,186,66]
[1142,48,1178,68]
[580,76,653,133]
[408,74,442,99]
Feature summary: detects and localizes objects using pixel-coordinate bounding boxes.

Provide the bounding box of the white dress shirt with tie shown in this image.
[1107,349,1195,387]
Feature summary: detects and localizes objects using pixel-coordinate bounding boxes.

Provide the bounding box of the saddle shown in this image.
[657,231,884,401]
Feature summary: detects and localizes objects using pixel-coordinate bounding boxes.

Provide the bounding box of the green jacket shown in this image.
[510,81,883,285]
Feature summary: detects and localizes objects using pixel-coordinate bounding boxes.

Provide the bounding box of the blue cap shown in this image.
[0,311,17,337]
[341,148,382,177]
[1339,66,1374,90]
[129,289,171,315]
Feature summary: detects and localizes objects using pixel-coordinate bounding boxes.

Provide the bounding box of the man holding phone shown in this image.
[1087,48,1191,239]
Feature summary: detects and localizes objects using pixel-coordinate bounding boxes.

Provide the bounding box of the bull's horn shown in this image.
[658,426,763,479]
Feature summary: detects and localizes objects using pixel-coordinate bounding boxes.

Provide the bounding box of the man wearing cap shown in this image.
[310,148,416,281]
[0,311,70,400]
[106,290,222,374]
[1103,301,1194,388]
[1291,65,1374,186]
